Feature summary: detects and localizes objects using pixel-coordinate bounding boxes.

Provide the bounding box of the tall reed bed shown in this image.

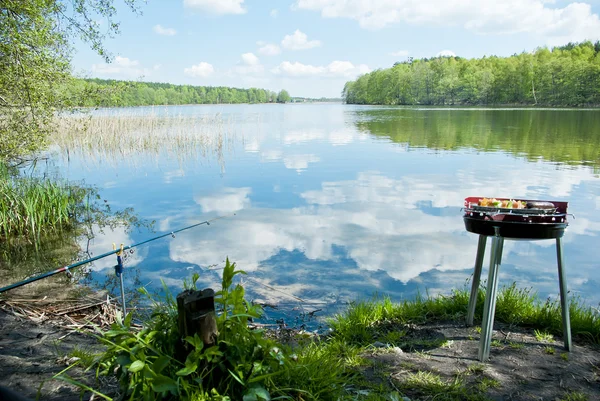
[0,164,87,242]
[52,110,237,168]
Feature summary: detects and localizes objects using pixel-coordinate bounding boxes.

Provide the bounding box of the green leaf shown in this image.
[124,311,133,328]
[228,369,245,385]
[176,362,198,376]
[128,360,145,373]
[151,374,178,393]
[244,385,271,401]
[184,334,203,350]
[152,356,170,374]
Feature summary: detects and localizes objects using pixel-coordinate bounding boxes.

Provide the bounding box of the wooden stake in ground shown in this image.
[176,289,218,360]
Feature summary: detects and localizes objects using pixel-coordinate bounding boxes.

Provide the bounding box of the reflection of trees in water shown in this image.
[52,113,239,171]
[356,109,600,168]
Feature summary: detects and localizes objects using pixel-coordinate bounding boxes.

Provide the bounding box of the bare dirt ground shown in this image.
[0,296,119,401]
[363,320,600,401]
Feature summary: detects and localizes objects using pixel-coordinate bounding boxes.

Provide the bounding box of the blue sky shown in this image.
[71,0,600,98]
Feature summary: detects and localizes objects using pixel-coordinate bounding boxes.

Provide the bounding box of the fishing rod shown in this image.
[0,214,232,295]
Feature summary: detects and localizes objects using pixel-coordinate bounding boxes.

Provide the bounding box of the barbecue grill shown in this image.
[463,197,572,362]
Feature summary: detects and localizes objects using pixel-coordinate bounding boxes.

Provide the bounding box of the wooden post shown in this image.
[176,288,218,361]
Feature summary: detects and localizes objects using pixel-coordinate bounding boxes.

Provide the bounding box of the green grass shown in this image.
[329,283,600,346]
[394,371,491,401]
[0,164,88,242]
[560,391,589,401]
[535,329,555,343]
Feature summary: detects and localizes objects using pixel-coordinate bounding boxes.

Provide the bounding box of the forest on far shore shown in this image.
[69,79,291,107]
[343,41,600,107]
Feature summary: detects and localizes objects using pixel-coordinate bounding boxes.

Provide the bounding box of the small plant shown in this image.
[466,363,486,375]
[476,376,500,391]
[560,391,589,401]
[396,370,490,401]
[508,342,524,350]
[490,339,503,347]
[561,352,570,362]
[544,346,555,355]
[534,329,554,343]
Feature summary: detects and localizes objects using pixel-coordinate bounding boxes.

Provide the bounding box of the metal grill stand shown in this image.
[465,227,572,361]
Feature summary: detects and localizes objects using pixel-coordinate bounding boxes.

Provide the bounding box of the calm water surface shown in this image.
[43,105,600,315]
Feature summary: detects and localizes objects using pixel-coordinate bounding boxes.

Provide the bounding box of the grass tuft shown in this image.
[330,283,600,346]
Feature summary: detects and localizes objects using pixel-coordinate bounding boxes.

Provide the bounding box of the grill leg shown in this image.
[479,232,504,362]
[467,235,487,326]
[556,237,572,351]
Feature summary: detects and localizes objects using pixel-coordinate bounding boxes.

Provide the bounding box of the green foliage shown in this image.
[92,259,357,400]
[67,79,283,107]
[344,41,600,106]
[0,0,139,162]
[276,90,291,104]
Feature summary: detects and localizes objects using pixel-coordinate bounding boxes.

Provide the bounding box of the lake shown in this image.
[24,104,600,318]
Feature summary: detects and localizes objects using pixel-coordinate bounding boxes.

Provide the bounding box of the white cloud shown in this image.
[229,53,264,76]
[270,9,279,18]
[184,0,246,14]
[241,52,260,66]
[91,56,150,78]
[283,154,320,172]
[293,0,600,44]
[153,24,177,36]
[195,187,252,214]
[272,60,371,78]
[389,50,409,57]
[258,43,281,56]
[437,49,456,57]
[281,29,322,50]
[184,62,215,77]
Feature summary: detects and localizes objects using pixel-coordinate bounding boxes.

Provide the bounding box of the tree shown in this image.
[0,0,139,162]
[343,41,600,107]
[276,89,291,103]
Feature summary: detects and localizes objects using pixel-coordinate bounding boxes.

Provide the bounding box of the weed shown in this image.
[544,346,555,355]
[561,352,570,362]
[535,329,554,343]
[395,371,489,401]
[490,339,503,347]
[476,377,500,392]
[508,342,524,349]
[466,363,486,375]
[560,391,589,401]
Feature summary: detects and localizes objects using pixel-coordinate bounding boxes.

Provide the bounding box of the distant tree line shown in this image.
[69,79,292,107]
[343,41,600,107]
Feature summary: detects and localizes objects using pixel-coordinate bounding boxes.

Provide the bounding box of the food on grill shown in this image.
[478,198,526,209]
[526,201,555,210]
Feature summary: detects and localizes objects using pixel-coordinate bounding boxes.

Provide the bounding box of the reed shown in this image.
[52,110,237,168]
[0,164,87,242]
